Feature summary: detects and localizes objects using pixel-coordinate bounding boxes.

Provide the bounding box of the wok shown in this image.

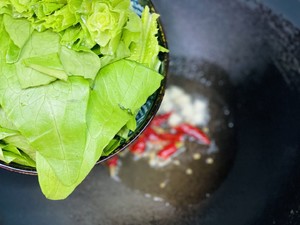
[0,0,300,224]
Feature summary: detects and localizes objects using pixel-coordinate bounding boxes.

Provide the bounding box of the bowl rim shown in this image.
[0,0,169,175]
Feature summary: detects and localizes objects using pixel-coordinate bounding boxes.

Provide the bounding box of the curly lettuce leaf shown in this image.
[0,0,10,9]
[127,6,168,70]
[42,5,77,32]
[1,1,167,69]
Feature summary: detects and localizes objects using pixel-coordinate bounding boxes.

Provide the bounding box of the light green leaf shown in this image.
[15,30,61,88]
[1,106,37,161]
[36,153,75,200]
[22,53,68,81]
[80,59,163,174]
[126,116,137,131]
[0,127,18,139]
[60,24,96,52]
[102,138,122,157]
[123,11,142,47]
[0,144,36,167]
[8,0,31,14]
[4,134,36,161]
[3,14,32,48]
[1,75,90,188]
[128,6,165,70]
[42,5,77,32]
[0,107,17,131]
[32,2,65,18]
[38,59,163,199]
[0,15,8,55]
[3,14,33,63]
[6,39,21,63]
[0,147,15,164]
[0,0,10,10]
[59,46,101,80]
[95,59,163,112]
[99,41,130,67]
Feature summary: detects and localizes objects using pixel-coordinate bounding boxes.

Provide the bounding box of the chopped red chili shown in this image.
[143,127,162,142]
[150,112,172,126]
[157,143,179,159]
[175,123,211,145]
[157,132,184,143]
[106,155,119,167]
[128,136,147,154]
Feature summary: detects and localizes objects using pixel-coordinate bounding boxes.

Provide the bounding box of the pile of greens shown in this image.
[0,0,167,200]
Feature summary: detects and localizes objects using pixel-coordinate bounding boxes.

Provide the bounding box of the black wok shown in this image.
[0,0,300,224]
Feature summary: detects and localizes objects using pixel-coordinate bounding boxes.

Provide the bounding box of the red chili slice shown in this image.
[143,127,162,142]
[157,143,180,159]
[128,136,147,154]
[175,123,211,145]
[158,132,185,143]
[150,112,172,126]
[106,155,119,167]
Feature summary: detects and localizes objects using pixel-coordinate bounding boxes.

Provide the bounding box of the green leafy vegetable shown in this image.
[0,0,168,200]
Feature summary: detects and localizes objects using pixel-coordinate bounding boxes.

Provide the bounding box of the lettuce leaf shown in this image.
[37,59,163,199]
[16,29,61,88]
[0,143,36,167]
[59,46,101,80]
[1,70,91,187]
[0,107,36,161]
[0,127,18,139]
[3,14,33,63]
[127,6,162,70]
[22,53,68,81]
[3,14,32,49]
